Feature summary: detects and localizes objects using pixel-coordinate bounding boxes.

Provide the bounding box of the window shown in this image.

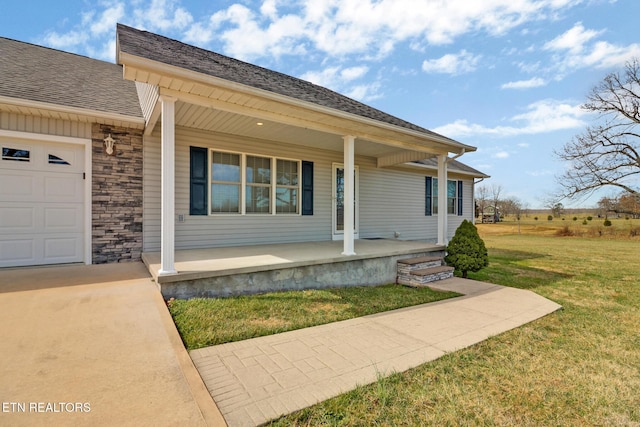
[276,159,298,214]
[426,177,463,216]
[211,152,241,213]
[206,149,302,215]
[245,155,271,214]
[2,147,30,162]
[48,154,71,165]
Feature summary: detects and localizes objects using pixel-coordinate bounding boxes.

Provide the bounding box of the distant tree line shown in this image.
[596,192,640,218]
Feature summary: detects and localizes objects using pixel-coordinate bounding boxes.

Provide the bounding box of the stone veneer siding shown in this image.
[92,124,143,263]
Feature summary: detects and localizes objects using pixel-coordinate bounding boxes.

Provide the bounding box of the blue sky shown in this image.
[2,0,639,208]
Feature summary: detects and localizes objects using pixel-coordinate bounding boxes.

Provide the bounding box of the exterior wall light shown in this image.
[104,133,116,155]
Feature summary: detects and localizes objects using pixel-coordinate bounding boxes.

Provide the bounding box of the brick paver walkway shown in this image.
[190,278,561,426]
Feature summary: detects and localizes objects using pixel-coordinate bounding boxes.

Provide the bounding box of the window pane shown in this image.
[48,154,70,165]
[277,159,298,186]
[2,147,30,161]
[212,152,240,182]
[276,188,298,214]
[211,183,240,213]
[246,156,271,184]
[432,178,438,214]
[448,180,457,214]
[246,186,270,213]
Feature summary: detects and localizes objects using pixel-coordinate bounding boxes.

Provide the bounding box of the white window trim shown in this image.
[209,148,301,216]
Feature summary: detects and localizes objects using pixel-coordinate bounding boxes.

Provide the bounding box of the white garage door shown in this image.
[0,140,85,267]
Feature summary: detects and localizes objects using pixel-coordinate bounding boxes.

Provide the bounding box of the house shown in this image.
[1,24,488,294]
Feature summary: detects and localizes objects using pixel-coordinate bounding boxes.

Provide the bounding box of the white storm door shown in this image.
[332,164,359,240]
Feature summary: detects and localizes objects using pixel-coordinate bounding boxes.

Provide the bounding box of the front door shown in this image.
[332,164,358,240]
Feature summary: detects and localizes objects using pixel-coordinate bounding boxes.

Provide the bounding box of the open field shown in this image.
[273,232,640,426]
[478,215,640,239]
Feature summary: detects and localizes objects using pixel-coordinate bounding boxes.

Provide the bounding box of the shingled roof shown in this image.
[0,36,142,119]
[413,158,489,178]
[116,24,461,145]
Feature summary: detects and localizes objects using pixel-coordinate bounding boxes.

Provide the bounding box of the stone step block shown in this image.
[397,256,444,275]
[397,266,455,287]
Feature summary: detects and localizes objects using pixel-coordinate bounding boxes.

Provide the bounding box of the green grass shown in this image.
[169,284,459,350]
[271,234,640,426]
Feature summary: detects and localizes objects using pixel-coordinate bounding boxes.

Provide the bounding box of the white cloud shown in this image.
[422,50,482,75]
[300,65,380,101]
[39,0,194,60]
[433,99,590,138]
[501,77,546,89]
[493,151,510,159]
[543,22,602,54]
[341,66,369,81]
[181,0,587,62]
[133,0,193,31]
[544,22,640,76]
[518,142,530,148]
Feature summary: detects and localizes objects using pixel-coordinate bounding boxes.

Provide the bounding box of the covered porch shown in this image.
[116,25,475,282]
[142,239,445,298]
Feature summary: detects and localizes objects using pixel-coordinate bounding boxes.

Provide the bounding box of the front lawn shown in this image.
[169,284,459,350]
[272,233,640,426]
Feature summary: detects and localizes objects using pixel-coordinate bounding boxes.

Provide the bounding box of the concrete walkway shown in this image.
[191,278,562,426]
[0,263,226,427]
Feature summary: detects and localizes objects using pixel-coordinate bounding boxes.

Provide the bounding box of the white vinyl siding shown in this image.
[0,112,92,139]
[142,127,476,251]
[135,82,159,123]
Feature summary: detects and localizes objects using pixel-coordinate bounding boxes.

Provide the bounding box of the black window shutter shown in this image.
[190,146,208,215]
[457,181,463,216]
[425,176,432,216]
[301,161,314,215]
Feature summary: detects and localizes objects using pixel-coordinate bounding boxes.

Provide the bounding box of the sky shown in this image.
[2,0,639,208]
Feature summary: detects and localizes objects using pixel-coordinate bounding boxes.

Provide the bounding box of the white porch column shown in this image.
[342,135,356,255]
[159,96,177,275]
[437,154,448,246]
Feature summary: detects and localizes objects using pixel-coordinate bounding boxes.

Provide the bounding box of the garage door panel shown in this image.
[0,239,36,267]
[44,206,83,231]
[44,175,83,203]
[43,236,83,262]
[0,206,36,231]
[0,172,36,200]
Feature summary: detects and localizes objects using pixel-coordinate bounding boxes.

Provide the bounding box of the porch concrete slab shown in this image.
[0,263,226,427]
[143,239,443,284]
[190,278,562,427]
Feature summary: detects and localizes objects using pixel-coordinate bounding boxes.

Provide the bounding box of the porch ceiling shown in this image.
[170,100,425,159]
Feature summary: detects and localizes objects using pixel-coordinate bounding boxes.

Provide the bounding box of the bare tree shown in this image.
[555,59,640,200]
[475,185,489,223]
[490,184,503,222]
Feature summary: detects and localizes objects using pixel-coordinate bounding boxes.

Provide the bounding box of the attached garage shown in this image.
[0,138,87,267]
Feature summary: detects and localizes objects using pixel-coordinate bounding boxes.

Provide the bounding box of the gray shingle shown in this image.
[0,37,142,118]
[116,24,458,143]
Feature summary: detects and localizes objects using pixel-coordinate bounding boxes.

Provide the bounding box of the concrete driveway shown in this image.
[0,262,225,426]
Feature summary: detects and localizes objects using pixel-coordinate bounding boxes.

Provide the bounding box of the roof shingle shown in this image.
[0,37,142,118]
